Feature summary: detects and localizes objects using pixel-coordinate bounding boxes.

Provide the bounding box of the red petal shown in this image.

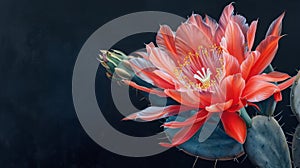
[221,74,245,105]
[255,71,290,82]
[163,109,208,128]
[156,25,177,56]
[249,35,282,76]
[242,76,279,102]
[123,80,166,97]
[223,52,241,76]
[142,70,175,89]
[241,51,260,80]
[247,20,258,51]
[278,76,296,90]
[160,116,205,147]
[123,105,191,121]
[221,112,247,144]
[224,21,246,64]
[205,99,233,112]
[214,3,234,42]
[266,12,285,37]
[164,89,211,108]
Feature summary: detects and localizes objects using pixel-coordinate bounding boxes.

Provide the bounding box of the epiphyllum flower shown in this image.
[104,3,295,146]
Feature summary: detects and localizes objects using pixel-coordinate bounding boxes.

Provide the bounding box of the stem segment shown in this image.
[240,108,252,128]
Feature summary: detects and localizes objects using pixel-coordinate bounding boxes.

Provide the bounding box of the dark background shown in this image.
[1,0,300,167]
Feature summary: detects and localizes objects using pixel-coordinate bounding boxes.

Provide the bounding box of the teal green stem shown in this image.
[240,107,252,128]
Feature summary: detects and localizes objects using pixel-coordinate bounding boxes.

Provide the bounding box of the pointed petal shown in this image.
[224,21,246,64]
[129,57,156,85]
[146,43,177,76]
[223,52,241,76]
[123,80,166,97]
[123,105,191,121]
[163,109,208,128]
[175,23,212,56]
[221,74,245,105]
[164,89,200,108]
[221,112,247,144]
[205,99,233,112]
[188,14,213,40]
[249,35,282,76]
[247,20,258,51]
[215,2,234,42]
[278,76,296,91]
[156,25,177,56]
[153,70,175,86]
[141,70,175,89]
[241,51,260,80]
[160,117,204,147]
[204,15,218,34]
[266,12,285,37]
[242,76,279,102]
[231,14,249,36]
[255,71,290,82]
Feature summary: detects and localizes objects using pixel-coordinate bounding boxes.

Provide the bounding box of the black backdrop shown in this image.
[1,0,300,167]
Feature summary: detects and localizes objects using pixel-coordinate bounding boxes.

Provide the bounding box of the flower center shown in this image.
[194,67,212,89]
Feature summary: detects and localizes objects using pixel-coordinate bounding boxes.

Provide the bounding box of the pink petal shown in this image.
[205,99,233,112]
[266,12,285,37]
[247,20,258,51]
[156,25,177,56]
[223,52,241,76]
[175,23,212,56]
[123,105,191,121]
[224,21,246,64]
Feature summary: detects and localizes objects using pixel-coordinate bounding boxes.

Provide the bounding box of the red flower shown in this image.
[122,3,295,146]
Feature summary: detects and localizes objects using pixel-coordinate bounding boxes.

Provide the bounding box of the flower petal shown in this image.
[204,15,218,34]
[241,51,260,80]
[175,23,212,56]
[215,2,234,42]
[231,14,249,36]
[221,74,245,105]
[123,80,166,97]
[255,71,291,82]
[188,14,213,40]
[221,112,247,144]
[146,43,177,76]
[266,12,285,37]
[163,109,208,128]
[247,20,258,51]
[164,89,201,108]
[205,99,233,112]
[160,113,205,147]
[224,21,246,64]
[249,35,282,76]
[156,25,177,56]
[223,52,241,76]
[123,105,191,121]
[242,76,279,102]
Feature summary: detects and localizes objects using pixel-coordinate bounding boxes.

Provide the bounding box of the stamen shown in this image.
[194,68,212,89]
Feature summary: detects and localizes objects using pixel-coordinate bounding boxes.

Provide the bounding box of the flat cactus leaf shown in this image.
[291,71,300,122]
[244,116,291,168]
[256,65,277,116]
[292,124,300,168]
[164,112,244,160]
